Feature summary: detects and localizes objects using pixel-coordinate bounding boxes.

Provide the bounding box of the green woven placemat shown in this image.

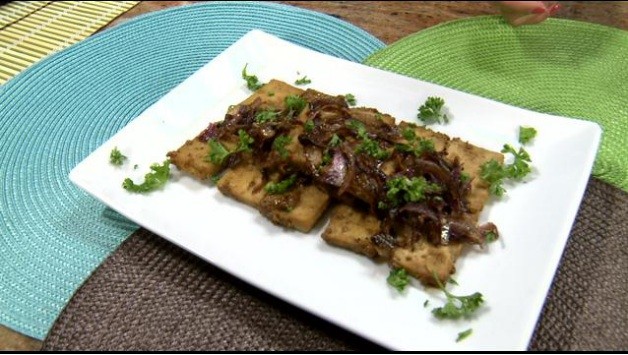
[0,1,383,340]
[365,16,627,191]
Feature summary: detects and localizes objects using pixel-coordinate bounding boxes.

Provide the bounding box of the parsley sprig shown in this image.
[345,93,356,106]
[242,64,264,91]
[347,120,389,160]
[109,147,127,166]
[417,96,448,124]
[284,95,307,116]
[387,268,410,293]
[518,126,537,145]
[294,76,311,85]
[385,176,441,207]
[480,144,533,197]
[265,174,297,194]
[395,128,435,156]
[206,129,255,165]
[431,274,484,320]
[122,160,170,193]
[272,135,292,159]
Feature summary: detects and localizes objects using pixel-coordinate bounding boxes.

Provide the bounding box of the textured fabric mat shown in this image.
[0,1,139,84]
[42,178,627,351]
[365,16,628,192]
[0,1,384,340]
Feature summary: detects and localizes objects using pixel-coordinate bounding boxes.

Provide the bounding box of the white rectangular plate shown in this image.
[70,30,601,351]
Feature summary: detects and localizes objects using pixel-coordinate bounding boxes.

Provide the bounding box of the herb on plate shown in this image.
[109,147,127,166]
[242,63,264,91]
[417,96,448,124]
[518,126,537,145]
[122,160,171,193]
[387,268,410,293]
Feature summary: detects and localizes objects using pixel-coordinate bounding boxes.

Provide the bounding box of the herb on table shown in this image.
[345,93,356,106]
[417,96,448,125]
[387,268,410,293]
[285,95,307,116]
[518,126,537,145]
[294,75,311,85]
[122,160,170,193]
[272,135,292,159]
[265,174,298,195]
[456,328,473,342]
[241,63,264,91]
[431,273,484,320]
[386,176,441,207]
[109,147,127,166]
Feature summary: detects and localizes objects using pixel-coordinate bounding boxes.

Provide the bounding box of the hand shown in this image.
[496,1,561,27]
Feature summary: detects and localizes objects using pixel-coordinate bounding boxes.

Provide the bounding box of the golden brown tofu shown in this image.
[216,163,266,208]
[260,184,330,233]
[167,138,221,180]
[446,137,504,220]
[321,204,382,258]
[391,239,463,287]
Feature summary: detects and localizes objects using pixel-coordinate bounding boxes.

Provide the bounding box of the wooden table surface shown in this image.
[1,0,626,351]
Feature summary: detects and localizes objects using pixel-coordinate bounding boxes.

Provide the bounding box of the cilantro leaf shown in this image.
[109,147,127,166]
[456,328,473,342]
[345,93,356,106]
[122,160,170,193]
[241,64,264,91]
[272,135,292,159]
[417,96,448,124]
[264,174,297,195]
[294,76,311,85]
[387,268,410,293]
[519,126,537,145]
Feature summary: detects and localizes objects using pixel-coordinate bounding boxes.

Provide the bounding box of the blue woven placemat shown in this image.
[0,1,384,340]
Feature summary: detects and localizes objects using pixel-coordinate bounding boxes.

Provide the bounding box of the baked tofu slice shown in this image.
[259,184,330,233]
[320,125,503,286]
[216,162,267,208]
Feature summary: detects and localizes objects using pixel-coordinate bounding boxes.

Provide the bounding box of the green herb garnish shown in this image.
[109,147,127,166]
[284,95,307,116]
[456,328,473,342]
[485,231,497,243]
[241,63,264,91]
[518,126,537,145]
[347,120,389,160]
[304,119,314,132]
[272,135,292,159]
[387,268,410,293]
[501,144,531,180]
[236,129,255,153]
[207,139,231,165]
[386,176,441,207]
[264,174,298,195]
[122,160,170,193]
[345,93,356,106]
[479,159,507,197]
[417,96,448,124]
[328,134,342,148]
[424,300,430,308]
[431,273,484,320]
[255,109,279,123]
[294,76,311,85]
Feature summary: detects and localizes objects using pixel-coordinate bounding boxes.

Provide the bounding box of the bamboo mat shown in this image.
[0,0,138,84]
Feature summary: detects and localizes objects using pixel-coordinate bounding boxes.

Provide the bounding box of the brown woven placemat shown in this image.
[42,178,627,351]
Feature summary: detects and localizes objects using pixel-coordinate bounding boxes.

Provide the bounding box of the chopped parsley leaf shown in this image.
[479,159,507,197]
[241,63,264,91]
[294,76,311,85]
[519,126,537,145]
[345,93,356,106]
[347,120,389,159]
[255,109,279,123]
[386,176,441,207]
[265,174,297,194]
[304,119,314,133]
[328,134,342,147]
[485,231,497,243]
[272,135,292,159]
[417,96,448,124]
[456,328,473,342]
[285,95,307,116]
[501,144,531,180]
[122,160,170,193]
[236,129,255,153]
[431,273,484,320]
[424,300,430,308]
[109,147,127,166]
[387,268,410,293]
[207,139,231,165]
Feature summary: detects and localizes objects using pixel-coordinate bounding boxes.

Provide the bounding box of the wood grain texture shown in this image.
[1,0,626,350]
